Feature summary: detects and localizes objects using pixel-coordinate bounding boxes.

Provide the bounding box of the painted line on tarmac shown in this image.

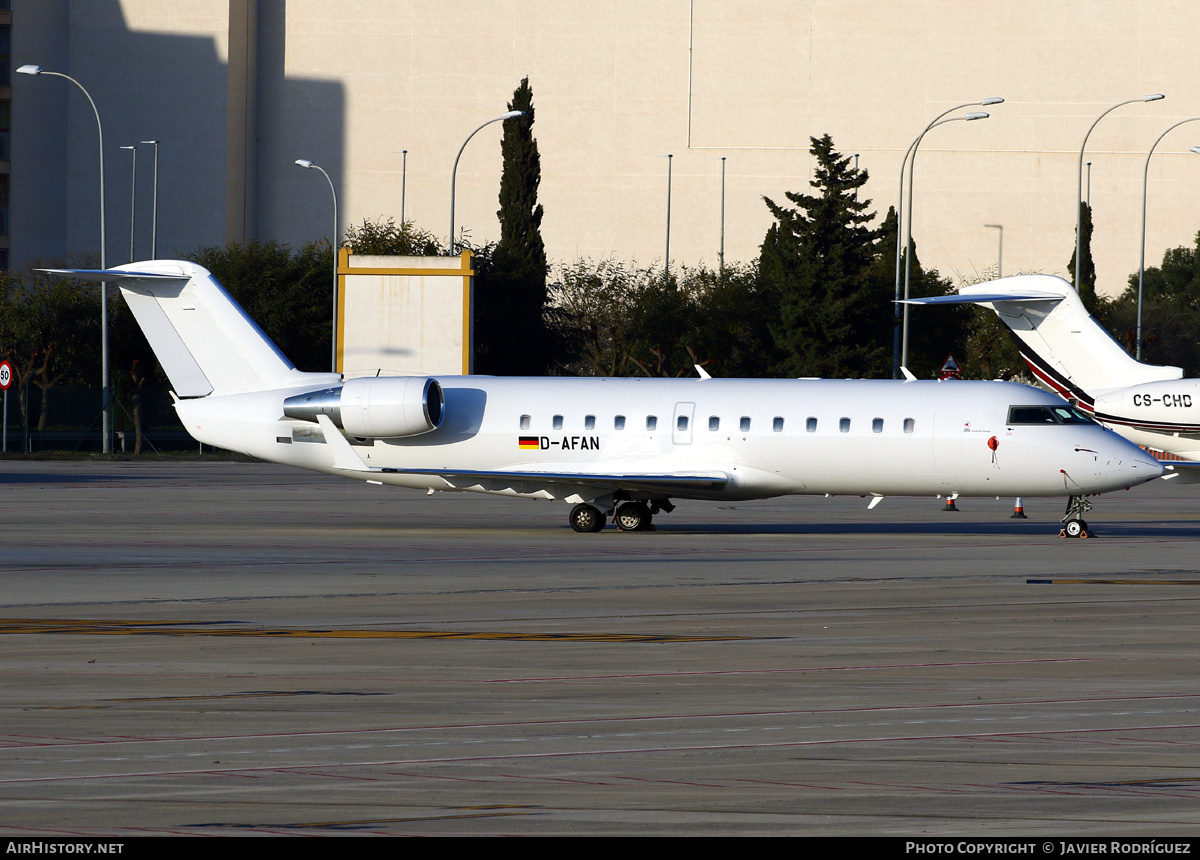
[1028,578,1200,585]
[0,617,750,643]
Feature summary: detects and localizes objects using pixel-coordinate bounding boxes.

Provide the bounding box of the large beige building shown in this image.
[9,1,1200,298]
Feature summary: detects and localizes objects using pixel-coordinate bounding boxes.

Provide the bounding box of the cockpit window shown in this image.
[1007,405,1096,425]
[1052,406,1095,425]
[1007,406,1057,424]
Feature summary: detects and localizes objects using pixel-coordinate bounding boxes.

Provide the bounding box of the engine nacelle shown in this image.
[283,376,444,438]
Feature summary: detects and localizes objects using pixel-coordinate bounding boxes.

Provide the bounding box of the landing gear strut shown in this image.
[1060,494,1092,539]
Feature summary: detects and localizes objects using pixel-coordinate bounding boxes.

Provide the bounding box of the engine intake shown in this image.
[283,376,444,438]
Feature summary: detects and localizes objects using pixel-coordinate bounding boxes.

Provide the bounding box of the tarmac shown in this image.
[2,459,1199,836]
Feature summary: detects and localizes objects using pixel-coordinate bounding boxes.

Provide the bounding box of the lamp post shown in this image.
[718,156,726,274]
[140,140,159,258]
[1075,94,1165,292]
[120,145,136,262]
[893,101,1000,375]
[985,223,1003,278]
[893,98,1002,377]
[449,110,523,253]
[664,153,673,275]
[17,64,111,454]
[400,149,407,226]
[1137,117,1200,360]
[295,159,339,374]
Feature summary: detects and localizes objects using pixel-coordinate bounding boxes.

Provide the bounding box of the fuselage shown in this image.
[174,375,1162,503]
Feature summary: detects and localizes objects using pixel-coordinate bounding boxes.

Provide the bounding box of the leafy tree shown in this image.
[891,228,968,379]
[1107,232,1200,374]
[758,134,890,378]
[186,240,332,372]
[477,77,558,376]
[549,259,771,378]
[343,217,444,256]
[0,263,107,431]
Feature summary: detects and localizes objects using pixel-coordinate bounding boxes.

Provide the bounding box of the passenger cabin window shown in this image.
[646,415,658,431]
[614,415,626,430]
[520,414,531,430]
[806,417,817,433]
[677,415,689,431]
[839,417,851,433]
[872,418,884,433]
[553,414,563,430]
[903,418,915,434]
[773,417,784,432]
[740,416,751,432]
[585,415,596,430]
[709,416,720,431]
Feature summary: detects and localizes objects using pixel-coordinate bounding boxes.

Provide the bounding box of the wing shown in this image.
[313,416,728,495]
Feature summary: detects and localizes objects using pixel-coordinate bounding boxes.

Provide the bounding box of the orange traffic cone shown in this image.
[1011,497,1028,519]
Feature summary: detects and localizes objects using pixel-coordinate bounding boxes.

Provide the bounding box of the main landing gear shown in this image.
[569,503,607,533]
[1059,494,1093,539]
[568,499,674,533]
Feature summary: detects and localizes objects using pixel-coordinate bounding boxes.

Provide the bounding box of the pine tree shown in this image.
[758,135,890,378]
[477,77,555,375]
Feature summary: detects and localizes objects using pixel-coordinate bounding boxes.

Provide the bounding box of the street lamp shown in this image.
[120,145,136,263]
[140,140,159,258]
[449,110,523,253]
[17,63,112,454]
[664,153,673,274]
[985,223,1003,278]
[295,159,339,374]
[1137,117,1200,359]
[1075,94,1165,292]
[718,156,726,274]
[894,101,999,375]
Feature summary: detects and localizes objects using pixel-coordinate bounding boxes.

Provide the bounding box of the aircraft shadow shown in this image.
[663,521,1200,538]
[0,472,140,485]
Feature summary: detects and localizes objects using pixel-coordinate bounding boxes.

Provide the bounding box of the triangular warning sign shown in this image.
[939,354,961,379]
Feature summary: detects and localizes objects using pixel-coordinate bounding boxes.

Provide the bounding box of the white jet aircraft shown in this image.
[904,274,1200,481]
[49,262,1163,535]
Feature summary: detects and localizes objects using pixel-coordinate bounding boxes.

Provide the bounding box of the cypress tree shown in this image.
[477,77,554,375]
[1068,201,1100,316]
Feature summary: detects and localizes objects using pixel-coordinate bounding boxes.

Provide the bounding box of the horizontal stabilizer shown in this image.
[899,291,1062,305]
[41,261,326,397]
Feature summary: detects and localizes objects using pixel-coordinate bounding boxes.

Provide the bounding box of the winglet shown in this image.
[695,364,712,380]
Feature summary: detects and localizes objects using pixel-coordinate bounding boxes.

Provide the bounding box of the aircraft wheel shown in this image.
[570,504,604,533]
[615,502,650,532]
[1064,518,1087,538]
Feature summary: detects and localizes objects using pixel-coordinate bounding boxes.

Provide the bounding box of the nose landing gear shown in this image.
[1059,494,1092,539]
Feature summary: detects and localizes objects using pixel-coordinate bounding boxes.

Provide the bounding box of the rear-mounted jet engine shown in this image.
[283,376,444,438]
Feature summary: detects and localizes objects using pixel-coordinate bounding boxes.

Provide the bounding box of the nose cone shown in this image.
[1095,437,1165,490]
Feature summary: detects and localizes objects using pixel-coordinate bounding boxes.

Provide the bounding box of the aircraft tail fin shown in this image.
[906,274,1182,403]
[41,260,326,397]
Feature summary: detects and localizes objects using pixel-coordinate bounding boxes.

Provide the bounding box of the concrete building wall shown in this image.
[9,1,1200,299]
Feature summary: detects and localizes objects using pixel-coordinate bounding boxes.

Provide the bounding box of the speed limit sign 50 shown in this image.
[0,360,12,391]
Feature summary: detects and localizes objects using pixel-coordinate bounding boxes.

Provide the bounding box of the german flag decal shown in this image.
[519,436,541,450]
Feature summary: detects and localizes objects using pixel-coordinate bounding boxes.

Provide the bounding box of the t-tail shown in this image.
[41,260,340,397]
[904,274,1182,406]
